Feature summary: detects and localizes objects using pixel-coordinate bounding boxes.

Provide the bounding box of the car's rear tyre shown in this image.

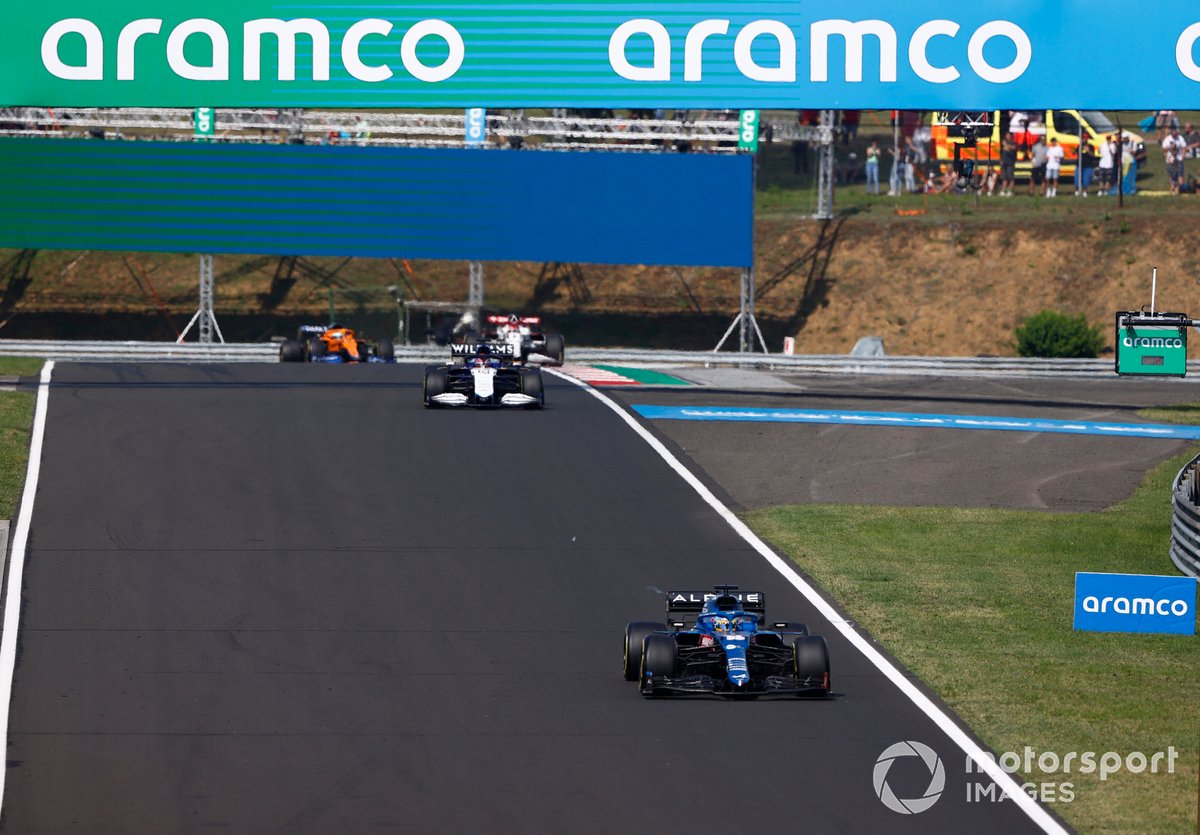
[279,339,304,363]
[377,339,395,361]
[424,367,447,408]
[543,332,565,366]
[792,635,830,692]
[519,368,544,409]
[308,338,327,360]
[640,634,679,680]
[623,622,664,681]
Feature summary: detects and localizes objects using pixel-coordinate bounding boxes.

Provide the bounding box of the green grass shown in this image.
[0,358,43,517]
[744,443,1200,834]
[0,358,48,377]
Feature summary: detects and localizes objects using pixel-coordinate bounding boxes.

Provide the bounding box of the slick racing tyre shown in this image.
[623,622,664,681]
[640,634,679,680]
[423,367,448,408]
[542,332,565,366]
[376,339,396,361]
[519,368,545,409]
[279,339,304,363]
[308,338,327,360]
[792,635,830,693]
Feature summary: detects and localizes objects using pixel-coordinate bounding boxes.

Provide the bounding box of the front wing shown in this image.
[640,672,829,699]
[428,367,538,407]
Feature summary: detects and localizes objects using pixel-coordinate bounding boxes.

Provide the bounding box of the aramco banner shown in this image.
[0,138,753,267]
[4,2,1200,108]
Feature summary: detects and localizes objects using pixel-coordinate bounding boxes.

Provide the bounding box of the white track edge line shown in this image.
[546,368,1067,834]
[0,360,54,814]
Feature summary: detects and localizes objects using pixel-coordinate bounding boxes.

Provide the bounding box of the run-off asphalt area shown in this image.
[2,363,1046,833]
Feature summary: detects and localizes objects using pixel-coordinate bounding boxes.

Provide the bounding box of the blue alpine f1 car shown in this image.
[624,585,831,699]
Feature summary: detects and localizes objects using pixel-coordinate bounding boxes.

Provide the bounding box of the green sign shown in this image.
[8,2,1200,109]
[1116,326,1188,376]
[737,110,760,152]
[193,106,214,136]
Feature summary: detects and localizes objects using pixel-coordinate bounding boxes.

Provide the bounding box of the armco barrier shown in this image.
[1170,454,1200,578]
[2,341,1200,378]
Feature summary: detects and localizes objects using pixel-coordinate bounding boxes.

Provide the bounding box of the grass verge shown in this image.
[0,358,42,518]
[744,443,1200,834]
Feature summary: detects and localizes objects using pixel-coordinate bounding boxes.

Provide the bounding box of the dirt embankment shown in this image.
[2,210,1197,354]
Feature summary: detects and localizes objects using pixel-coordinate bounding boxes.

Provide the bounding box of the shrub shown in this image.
[1014,310,1105,358]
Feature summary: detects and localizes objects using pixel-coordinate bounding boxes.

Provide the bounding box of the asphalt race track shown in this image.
[0,363,1108,833]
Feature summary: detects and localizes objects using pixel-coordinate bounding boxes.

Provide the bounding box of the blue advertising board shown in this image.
[1073,573,1197,635]
[0,137,752,267]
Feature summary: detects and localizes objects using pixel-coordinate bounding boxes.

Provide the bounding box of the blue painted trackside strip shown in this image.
[630,405,1200,440]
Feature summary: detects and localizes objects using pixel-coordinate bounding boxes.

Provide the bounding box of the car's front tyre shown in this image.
[623,622,664,681]
[792,635,830,693]
[424,367,448,408]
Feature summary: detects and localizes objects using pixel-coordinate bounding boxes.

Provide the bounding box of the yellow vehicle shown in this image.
[931,110,1146,177]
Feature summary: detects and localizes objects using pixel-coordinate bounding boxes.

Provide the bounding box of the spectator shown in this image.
[1155,110,1179,142]
[999,136,1017,196]
[1184,122,1200,159]
[903,139,918,192]
[1044,137,1064,197]
[1075,141,1097,197]
[842,110,860,145]
[931,165,957,193]
[1162,125,1188,195]
[1028,135,1048,196]
[887,138,907,196]
[983,166,999,196]
[864,140,881,195]
[1096,134,1117,195]
[909,125,927,163]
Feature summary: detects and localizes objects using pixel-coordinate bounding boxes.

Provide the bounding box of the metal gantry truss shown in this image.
[0,106,830,152]
[177,253,224,344]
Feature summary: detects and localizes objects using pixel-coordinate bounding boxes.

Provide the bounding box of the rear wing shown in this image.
[298,324,329,335]
[450,342,517,359]
[666,589,765,616]
[487,315,541,325]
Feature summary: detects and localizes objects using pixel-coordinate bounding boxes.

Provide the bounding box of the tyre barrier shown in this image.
[1170,453,1200,578]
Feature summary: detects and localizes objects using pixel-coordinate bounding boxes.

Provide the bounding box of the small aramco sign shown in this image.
[1073,572,1197,635]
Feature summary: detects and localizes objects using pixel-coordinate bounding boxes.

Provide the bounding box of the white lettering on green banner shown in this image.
[8,3,1200,108]
[194,107,214,137]
[737,110,759,152]
[1116,326,1188,376]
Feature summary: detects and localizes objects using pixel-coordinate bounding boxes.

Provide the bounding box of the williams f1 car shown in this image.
[423,342,544,408]
[279,324,396,363]
[624,586,831,699]
[481,314,565,366]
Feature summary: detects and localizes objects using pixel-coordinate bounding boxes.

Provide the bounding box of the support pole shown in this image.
[176,253,224,344]
[815,109,836,220]
[714,145,767,353]
[468,260,484,309]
